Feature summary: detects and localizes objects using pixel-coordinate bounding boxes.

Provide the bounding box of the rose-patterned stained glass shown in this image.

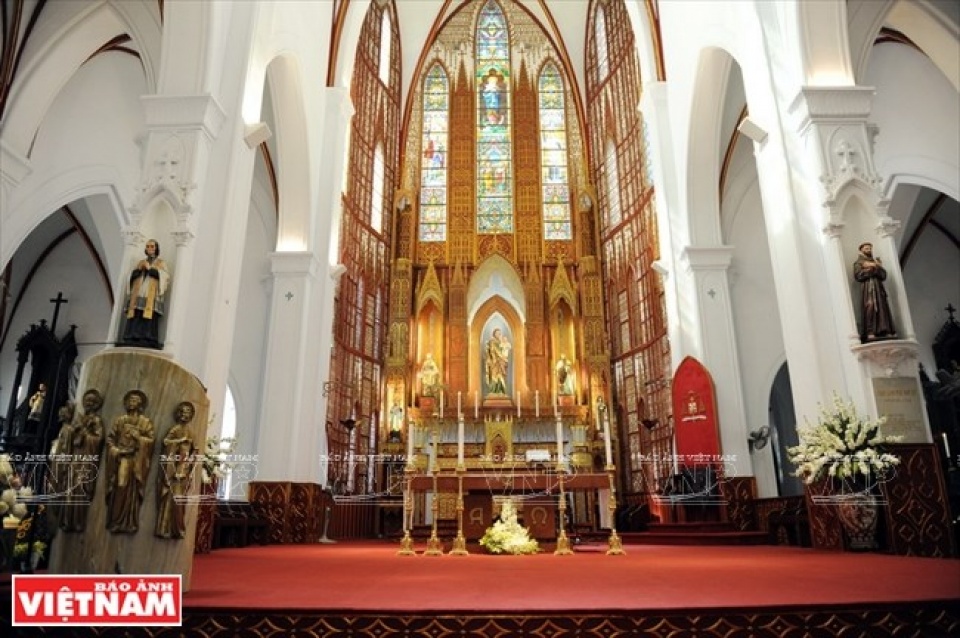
[419,64,449,242]
[476,0,512,234]
[538,63,571,240]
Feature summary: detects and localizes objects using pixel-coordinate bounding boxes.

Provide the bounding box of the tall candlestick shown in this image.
[457,416,465,467]
[556,415,564,466]
[603,411,613,467]
[457,391,462,417]
[475,390,479,418]
[535,391,540,418]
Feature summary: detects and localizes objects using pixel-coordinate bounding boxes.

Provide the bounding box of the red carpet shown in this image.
[185,541,960,613]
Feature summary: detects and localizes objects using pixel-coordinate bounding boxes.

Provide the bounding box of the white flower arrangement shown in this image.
[479,499,539,555]
[202,436,237,485]
[0,453,28,520]
[788,395,902,485]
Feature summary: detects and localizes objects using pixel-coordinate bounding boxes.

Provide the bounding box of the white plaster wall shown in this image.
[227,168,277,471]
[723,148,784,497]
[2,52,144,268]
[868,43,960,202]
[866,42,960,372]
[0,233,113,407]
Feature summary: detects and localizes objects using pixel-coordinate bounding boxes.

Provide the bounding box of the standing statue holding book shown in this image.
[121,239,170,349]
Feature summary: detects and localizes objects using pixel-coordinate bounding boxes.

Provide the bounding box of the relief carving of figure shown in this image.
[105,390,155,534]
[56,390,105,532]
[155,401,197,539]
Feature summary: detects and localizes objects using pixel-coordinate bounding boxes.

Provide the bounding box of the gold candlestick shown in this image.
[449,465,469,555]
[605,464,625,555]
[397,464,416,556]
[554,463,573,555]
[423,424,444,556]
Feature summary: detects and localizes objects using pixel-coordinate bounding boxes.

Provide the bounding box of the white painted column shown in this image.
[681,246,751,474]
[307,87,355,488]
[256,251,320,481]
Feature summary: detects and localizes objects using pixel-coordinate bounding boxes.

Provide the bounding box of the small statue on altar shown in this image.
[556,355,574,396]
[28,384,47,421]
[388,399,404,443]
[485,328,511,396]
[419,353,440,397]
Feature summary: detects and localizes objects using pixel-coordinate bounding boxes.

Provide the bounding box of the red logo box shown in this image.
[12,575,182,626]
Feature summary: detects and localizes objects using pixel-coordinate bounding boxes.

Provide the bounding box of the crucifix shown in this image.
[49,291,69,333]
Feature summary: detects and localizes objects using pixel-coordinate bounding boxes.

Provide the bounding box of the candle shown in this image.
[603,411,613,468]
[517,392,521,417]
[475,390,479,418]
[458,391,462,417]
[535,391,540,418]
[556,414,564,466]
[406,422,415,466]
[943,432,952,463]
[457,415,465,467]
[439,391,444,418]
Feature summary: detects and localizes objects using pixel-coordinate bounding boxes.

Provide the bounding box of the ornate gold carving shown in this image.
[416,260,444,315]
[548,259,578,314]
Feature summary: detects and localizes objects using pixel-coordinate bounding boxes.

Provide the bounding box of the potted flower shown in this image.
[788,395,902,549]
[479,499,539,555]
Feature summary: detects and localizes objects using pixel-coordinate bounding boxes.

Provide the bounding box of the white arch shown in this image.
[1,167,128,269]
[265,55,314,252]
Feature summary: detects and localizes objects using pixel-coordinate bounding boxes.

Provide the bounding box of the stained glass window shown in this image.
[419,63,449,242]
[595,5,609,82]
[538,63,571,240]
[379,12,391,85]
[371,144,384,233]
[476,0,512,234]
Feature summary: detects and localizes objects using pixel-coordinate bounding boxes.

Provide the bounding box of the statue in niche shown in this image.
[485,328,512,396]
[56,390,105,532]
[388,398,404,443]
[419,354,440,397]
[120,239,170,349]
[556,355,575,396]
[155,401,197,539]
[853,242,897,343]
[105,390,155,534]
[28,383,47,421]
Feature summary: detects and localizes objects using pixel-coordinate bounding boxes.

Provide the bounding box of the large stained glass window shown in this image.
[476,0,512,234]
[419,63,449,242]
[538,62,571,240]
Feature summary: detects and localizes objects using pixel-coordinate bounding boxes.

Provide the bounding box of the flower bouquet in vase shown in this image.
[788,395,901,550]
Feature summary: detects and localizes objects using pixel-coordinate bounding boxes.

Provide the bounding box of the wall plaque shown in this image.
[871,376,928,443]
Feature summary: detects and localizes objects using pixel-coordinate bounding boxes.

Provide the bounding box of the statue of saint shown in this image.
[485,328,511,396]
[105,390,155,534]
[556,355,574,396]
[419,354,440,397]
[388,399,404,443]
[155,401,197,539]
[853,242,897,342]
[121,239,170,349]
[28,383,47,421]
[57,390,105,532]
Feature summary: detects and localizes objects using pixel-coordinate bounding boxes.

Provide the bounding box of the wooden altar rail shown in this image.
[408,472,609,492]
[328,500,377,539]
